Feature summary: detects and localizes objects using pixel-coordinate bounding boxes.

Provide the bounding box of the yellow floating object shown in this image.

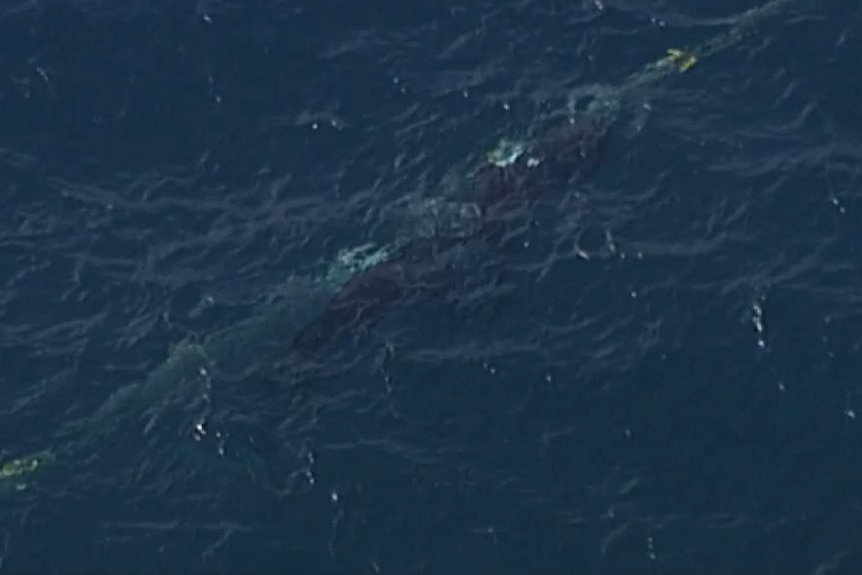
[666,48,698,72]
[0,450,54,493]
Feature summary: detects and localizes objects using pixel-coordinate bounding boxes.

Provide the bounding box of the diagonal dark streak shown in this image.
[0,0,819,494]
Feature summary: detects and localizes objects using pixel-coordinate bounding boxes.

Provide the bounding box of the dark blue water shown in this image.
[2,0,861,573]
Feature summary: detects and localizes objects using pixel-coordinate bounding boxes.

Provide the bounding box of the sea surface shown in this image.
[1,0,861,573]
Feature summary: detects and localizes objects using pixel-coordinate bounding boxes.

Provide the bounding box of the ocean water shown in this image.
[1,0,861,573]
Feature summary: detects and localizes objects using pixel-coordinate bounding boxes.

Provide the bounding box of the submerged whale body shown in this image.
[0,0,811,495]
